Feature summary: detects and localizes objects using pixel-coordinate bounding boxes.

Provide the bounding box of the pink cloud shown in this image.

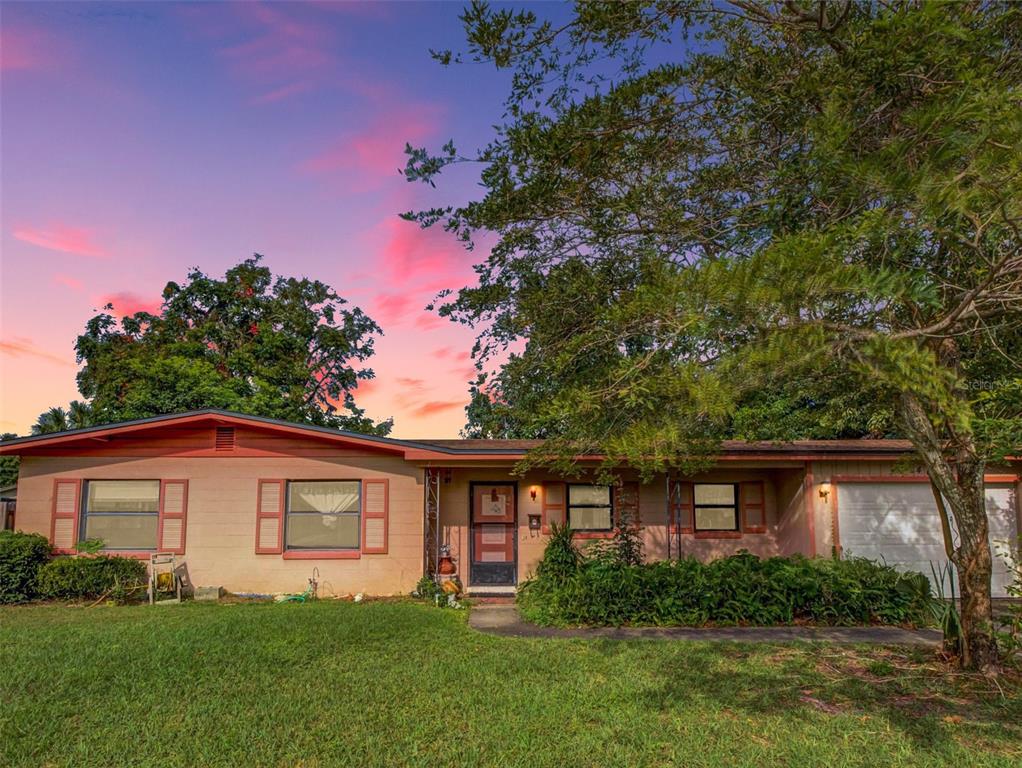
[411,400,465,417]
[414,314,446,331]
[396,376,426,389]
[301,104,442,183]
[451,365,478,382]
[0,23,61,72]
[13,225,107,258]
[0,338,74,368]
[53,273,83,291]
[352,377,380,397]
[181,2,389,105]
[376,217,469,285]
[372,293,417,325]
[251,80,315,105]
[97,292,162,317]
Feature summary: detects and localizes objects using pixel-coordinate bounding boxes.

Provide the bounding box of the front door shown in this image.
[470,483,517,586]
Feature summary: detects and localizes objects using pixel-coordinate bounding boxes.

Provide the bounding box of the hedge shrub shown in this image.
[37,555,148,601]
[517,545,934,627]
[0,530,52,603]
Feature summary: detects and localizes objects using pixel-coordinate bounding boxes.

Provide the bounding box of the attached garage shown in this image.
[835,481,1019,597]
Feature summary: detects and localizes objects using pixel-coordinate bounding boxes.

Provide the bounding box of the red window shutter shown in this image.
[741,480,767,533]
[50,478,81,553]
[541,482,566,534]
[158,480,188,554]
[255,479,285,554]
[613,482,640,527]
[361,479,389,554]
[671,481,694,534]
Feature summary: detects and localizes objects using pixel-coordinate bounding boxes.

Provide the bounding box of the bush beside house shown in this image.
[518,525,934,628]
[37,556,148,601]
[0,531,51,604]
[0,530,148,603]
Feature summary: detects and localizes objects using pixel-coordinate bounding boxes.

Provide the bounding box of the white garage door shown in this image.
[837,482,1019,597]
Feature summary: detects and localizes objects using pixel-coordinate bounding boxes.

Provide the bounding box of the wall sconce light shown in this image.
[491,487,499,502]
[530,486,538,501]
[818,486,830,502]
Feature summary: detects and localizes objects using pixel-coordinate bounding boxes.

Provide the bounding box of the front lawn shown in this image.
[2,601,1019,768]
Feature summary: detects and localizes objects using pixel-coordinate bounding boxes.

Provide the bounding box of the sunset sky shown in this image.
[0,1,536,438]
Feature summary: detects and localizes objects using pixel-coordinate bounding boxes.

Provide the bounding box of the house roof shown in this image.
[0,408,917,461]
[418,437,916,454]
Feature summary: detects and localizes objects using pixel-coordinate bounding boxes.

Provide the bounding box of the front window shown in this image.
[285,481,361,550]
[81,480,160,550]
[567,484,613,531]
[693,483,739,532]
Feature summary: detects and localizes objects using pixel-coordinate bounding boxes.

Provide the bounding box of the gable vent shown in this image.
[214,426,236,451]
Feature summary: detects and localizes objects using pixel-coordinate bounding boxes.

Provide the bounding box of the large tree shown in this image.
[408,1,1022,669]
[74,256,391,434]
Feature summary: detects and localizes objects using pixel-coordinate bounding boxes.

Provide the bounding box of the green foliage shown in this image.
[0,531,51,604]
[532,522,580,585]
[587,509,644,567]
[75,538,105,556]
[409,1,1021,466]
[31,401,94,435]
[412,576,463,608]
[71,255,391,434]
[413,575,444,602]
[519,543,933,628]
[37,556,148,602]
[0,432,18,486]
[928,562,963,656]
[413,0,1020,666]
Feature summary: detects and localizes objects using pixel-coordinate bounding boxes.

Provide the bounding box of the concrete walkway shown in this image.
[469,603,942,646]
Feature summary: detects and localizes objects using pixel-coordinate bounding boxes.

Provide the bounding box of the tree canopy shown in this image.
[409,1,1022,668]
[70,256,391,434]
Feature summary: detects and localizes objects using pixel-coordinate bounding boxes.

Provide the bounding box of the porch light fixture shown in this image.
[491,487,499,502]
[530,486,538,501]
[818,486,830,502]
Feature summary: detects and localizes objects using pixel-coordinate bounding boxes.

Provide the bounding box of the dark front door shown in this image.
[470,484,517,586]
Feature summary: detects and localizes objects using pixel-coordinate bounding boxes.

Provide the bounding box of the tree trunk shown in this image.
[898,393,999,671]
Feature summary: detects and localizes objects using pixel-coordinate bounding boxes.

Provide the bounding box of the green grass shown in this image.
[2,601,1020,768]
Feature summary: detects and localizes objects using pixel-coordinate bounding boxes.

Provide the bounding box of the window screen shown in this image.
[81,480,160,550]
[693,483,739,532]
[567,484,613,531]
[285,481,361,550]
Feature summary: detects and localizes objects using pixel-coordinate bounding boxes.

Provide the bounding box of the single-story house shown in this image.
[0,409,1018,596]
